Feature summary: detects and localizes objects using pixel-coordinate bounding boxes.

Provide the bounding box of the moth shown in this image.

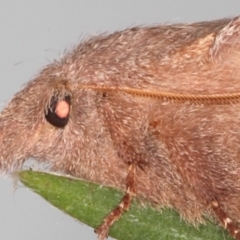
[1,16,240,240]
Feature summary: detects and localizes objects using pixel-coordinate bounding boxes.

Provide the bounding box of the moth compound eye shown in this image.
[45,95,71,128]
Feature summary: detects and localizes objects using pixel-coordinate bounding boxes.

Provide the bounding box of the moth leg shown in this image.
[95,163,136,240]
[212,200,240,239]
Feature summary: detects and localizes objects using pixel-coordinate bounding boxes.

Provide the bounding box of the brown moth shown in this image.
[1,16,240,240]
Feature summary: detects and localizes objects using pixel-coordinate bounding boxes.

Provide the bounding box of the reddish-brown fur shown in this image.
[1,16,240,239]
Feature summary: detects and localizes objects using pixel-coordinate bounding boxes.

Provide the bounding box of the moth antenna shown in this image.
[78,84,240,105]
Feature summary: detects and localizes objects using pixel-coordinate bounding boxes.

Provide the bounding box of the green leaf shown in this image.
[19,170,232,240]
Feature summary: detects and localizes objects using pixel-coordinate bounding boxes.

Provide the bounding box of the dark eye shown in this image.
[45,95,71,128]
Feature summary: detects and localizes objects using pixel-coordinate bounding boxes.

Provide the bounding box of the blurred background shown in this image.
[0,1,240,239]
